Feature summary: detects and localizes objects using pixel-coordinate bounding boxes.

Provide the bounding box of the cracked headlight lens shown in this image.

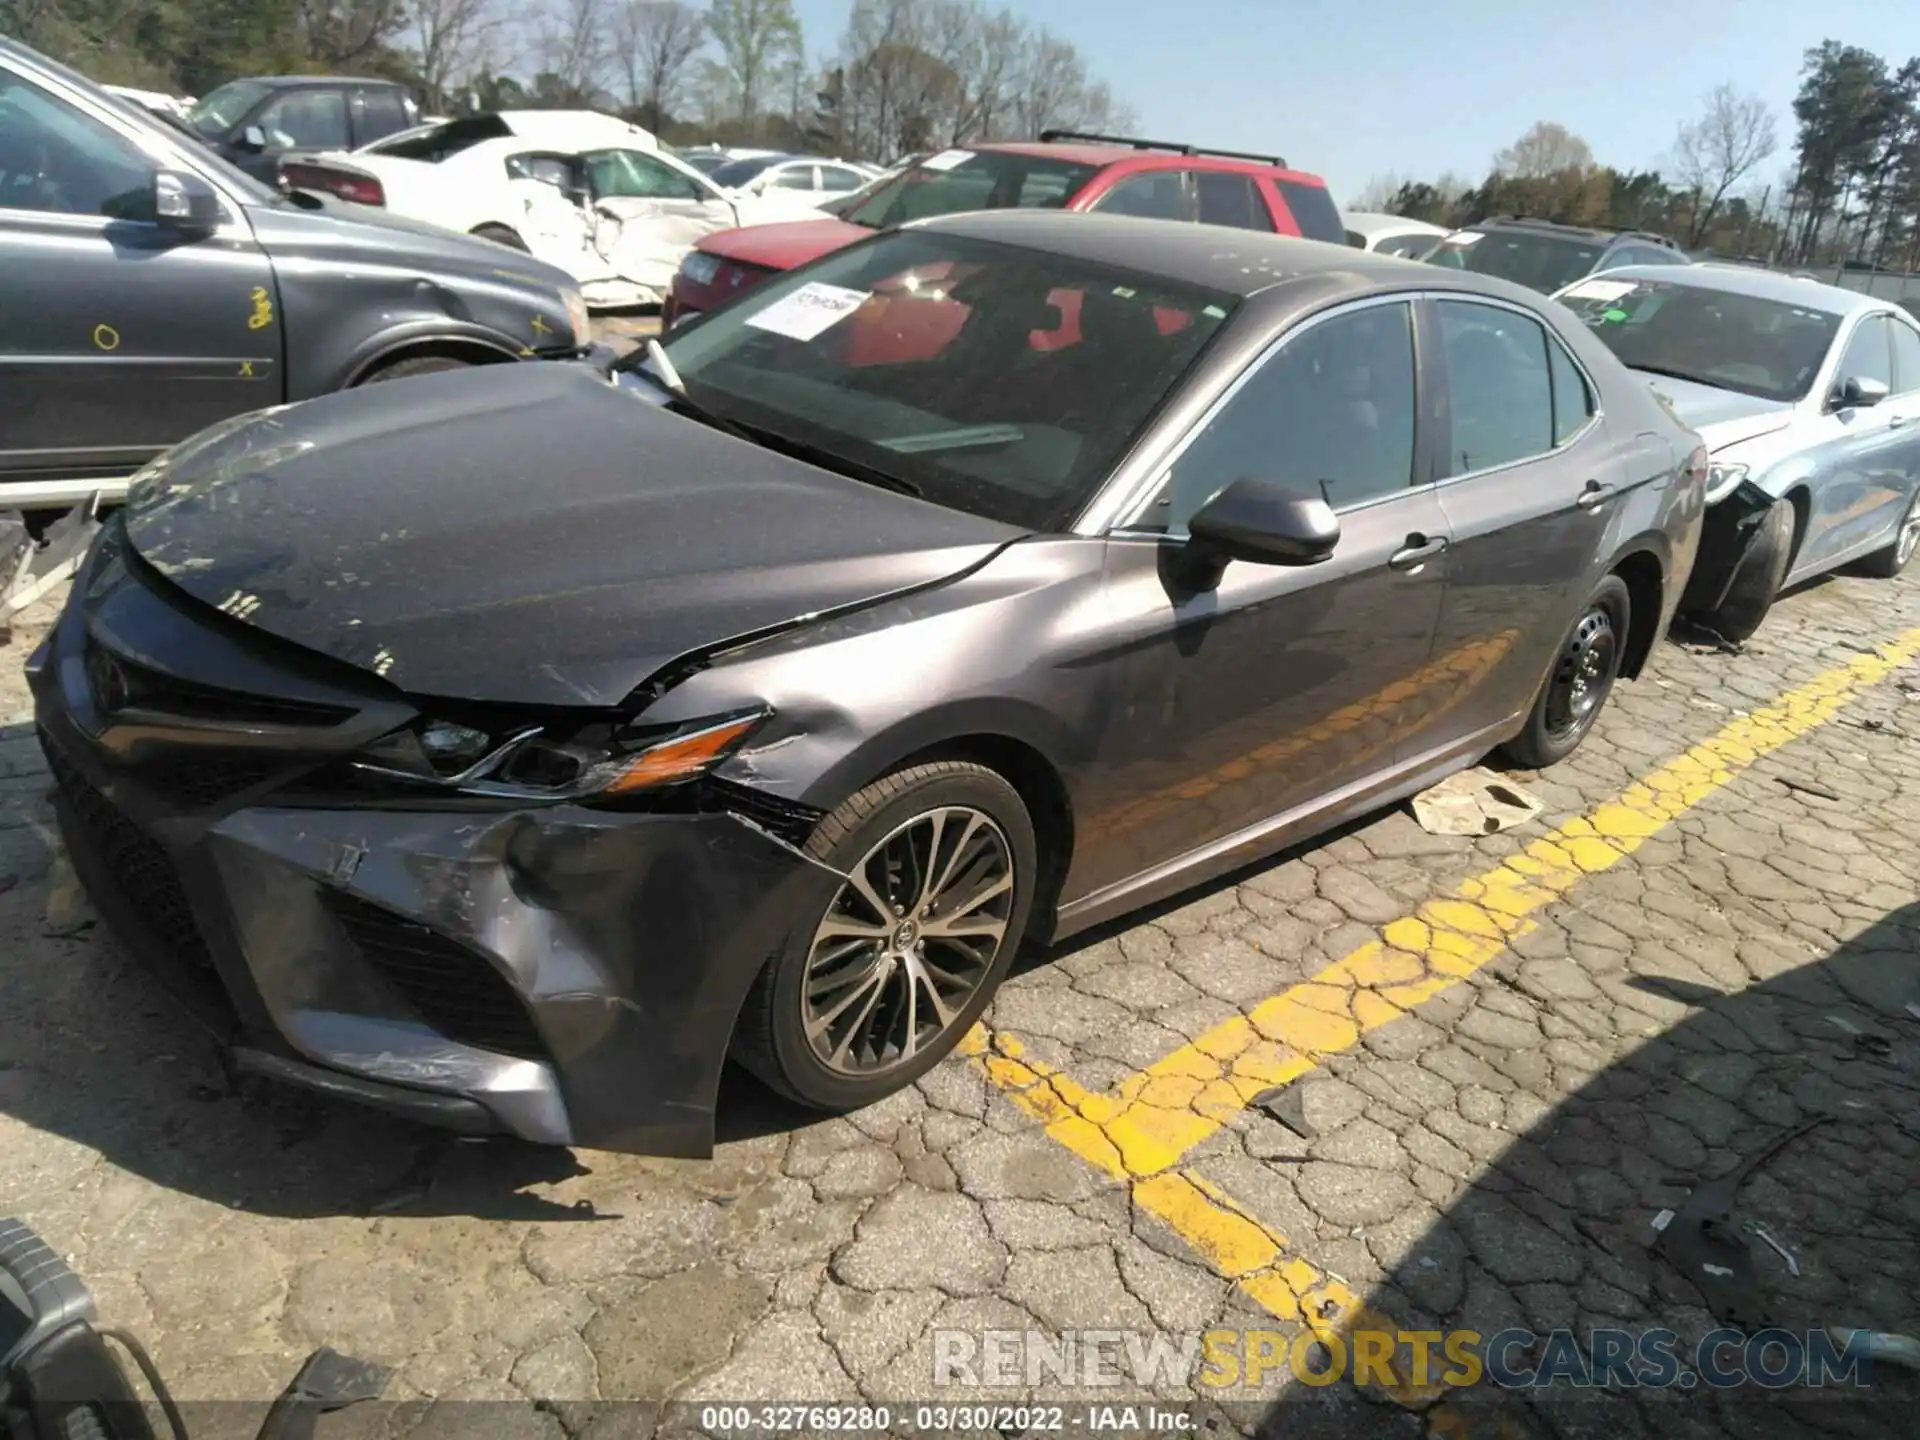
[680,250,721,286]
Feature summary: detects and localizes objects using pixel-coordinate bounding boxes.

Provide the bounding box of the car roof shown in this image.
[1463,217,1662,246]
[232,74,402,87]
[1343,212,1446,238]
[910,210,1547,307]
[1590,263,1885,317]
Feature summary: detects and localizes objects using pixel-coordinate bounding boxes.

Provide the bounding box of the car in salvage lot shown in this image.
[280,111,826,310]
[31,212,1705,1155]
[0,38,592,513]
[1425,217,1690,294]
[661,129,1349,328]
[1557,265,1920,641]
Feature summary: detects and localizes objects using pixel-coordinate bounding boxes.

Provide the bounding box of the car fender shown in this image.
[335,317,527,386]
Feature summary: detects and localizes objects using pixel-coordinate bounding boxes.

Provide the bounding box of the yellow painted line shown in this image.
[993,626,1920,1181]
[959,623,1920,1410]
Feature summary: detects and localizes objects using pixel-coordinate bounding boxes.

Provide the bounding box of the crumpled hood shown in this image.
[121,362,1021,708]
[697,216,870,271]
[1639,372,1796,453]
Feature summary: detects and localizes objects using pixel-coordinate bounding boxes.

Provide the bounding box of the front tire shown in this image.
[360,355,470,384]
[1858,489,1920,579]
[732,761,1036,1110]
[1502,574,1630,769]
[1699,496,1796,642]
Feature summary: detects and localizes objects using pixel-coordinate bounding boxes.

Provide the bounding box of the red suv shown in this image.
[662,129,1345,328]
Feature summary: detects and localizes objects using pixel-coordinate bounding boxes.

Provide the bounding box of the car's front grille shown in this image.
[89,647,354,728]
[321,890,549,1062]
[697,778,824,848]
[131,751,297,810]
[42,741,214,975]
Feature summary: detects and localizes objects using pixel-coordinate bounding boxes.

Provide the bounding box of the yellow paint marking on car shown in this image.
[957,625,1920,1409]
[247,286,273,330]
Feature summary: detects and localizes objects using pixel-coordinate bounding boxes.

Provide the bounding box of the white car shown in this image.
[703,152,879,218]
[281,110,797,309]
[1341,211,1448,258]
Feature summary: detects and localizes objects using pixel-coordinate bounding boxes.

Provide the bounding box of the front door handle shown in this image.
[1890,414,1910,429]
[1389,534,1448,570]
[1576,480,1615,512]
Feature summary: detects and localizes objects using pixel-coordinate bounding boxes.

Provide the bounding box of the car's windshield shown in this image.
[648,230,1236,529]
[187,80,269,136]
[842,150,1099,231]
[1427,229,1603,293]
[678,151,728,174]
[709,155,785,188]
[1563,277,1843,403]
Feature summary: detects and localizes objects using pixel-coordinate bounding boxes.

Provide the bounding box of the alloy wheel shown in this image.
[1899,503,1920,568]
[1543,606,1618,742]
[801,806,1015,1076]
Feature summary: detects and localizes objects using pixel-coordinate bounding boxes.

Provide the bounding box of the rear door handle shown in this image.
[1389,534,1448,570]
[1576,480,1615,511]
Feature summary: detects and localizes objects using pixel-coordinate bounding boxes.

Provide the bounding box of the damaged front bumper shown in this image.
[1677,480,1778,619]
[28,539,829,1156]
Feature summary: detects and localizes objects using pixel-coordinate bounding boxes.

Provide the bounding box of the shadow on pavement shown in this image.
[1255,902,1920,1438]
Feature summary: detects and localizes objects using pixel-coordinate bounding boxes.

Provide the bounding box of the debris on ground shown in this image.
[1776,775,1842,802]
[1411,768,1544,835]
[1828,1329,1920,1372]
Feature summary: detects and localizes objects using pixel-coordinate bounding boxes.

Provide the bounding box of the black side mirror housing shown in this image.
[1834,374,1890,411]
[152,169,221,231]
[1178,477,1340,587]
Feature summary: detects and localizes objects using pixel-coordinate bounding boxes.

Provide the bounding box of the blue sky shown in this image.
[785,0,1916,203]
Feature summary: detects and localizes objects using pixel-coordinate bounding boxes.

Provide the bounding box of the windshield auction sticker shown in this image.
[745,283,873,341]
[920,149,975,171]
[1561,278,1641,303]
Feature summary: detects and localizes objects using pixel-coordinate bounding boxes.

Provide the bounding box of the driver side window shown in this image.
[1142,302,1417,534]
[0,72,156,220]
[254,90,349,150]
[1838,316,1893,392]
[586,150,704,202]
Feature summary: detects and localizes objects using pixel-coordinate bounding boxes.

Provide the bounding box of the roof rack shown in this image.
[1037,128,1286,169]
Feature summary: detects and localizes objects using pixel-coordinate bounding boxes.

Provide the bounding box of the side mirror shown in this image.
[152,169,221,230]
[1835,374,1890,410]
[236,125,268,152]
[1181,477,1339,585]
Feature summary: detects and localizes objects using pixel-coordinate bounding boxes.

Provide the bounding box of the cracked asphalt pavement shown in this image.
[3,546,1919,1440]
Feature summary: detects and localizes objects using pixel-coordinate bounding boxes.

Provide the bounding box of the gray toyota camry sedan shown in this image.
[31,213,1705,1155]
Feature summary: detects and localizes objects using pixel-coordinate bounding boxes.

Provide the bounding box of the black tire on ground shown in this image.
[1701,495,1796,643]
[470,223,529,251]
[360,355,471,384]
[731,760,1037,1110]
[1857,489,1920,579]
[1502,573,1632,770]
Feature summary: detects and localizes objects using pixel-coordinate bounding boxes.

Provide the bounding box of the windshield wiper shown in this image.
[750,428,924,498]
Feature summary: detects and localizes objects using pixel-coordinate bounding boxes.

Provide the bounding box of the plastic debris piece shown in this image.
[1746,1221,1801,1277]
[1904,1003,1920,1022]
[1411,767,1544,836]
[1651,1209,1675,1233]
[1827,1329,1920,1372]
[1251,1081,1317,1139]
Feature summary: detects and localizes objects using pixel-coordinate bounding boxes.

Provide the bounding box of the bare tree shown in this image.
[296,0,408,69]
[607,0,705,127]
[1493,121,1593,179]
[407,0,502,111]
[1348,173,1407,211]
[1672,83,1779,245]
[537,0,609,106]
[702,0,803,127]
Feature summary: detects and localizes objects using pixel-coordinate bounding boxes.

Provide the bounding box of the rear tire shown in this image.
[1858,489,1920,579]
[471,223,529,251]
[1502,574,1630,769]
[360,355,471,384]
[1700,496,1796,642]
[732,761,1036,1110]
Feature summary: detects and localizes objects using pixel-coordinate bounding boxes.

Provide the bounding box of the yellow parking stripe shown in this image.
[961,623,1920,1408]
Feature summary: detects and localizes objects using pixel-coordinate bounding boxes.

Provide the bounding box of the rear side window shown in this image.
[1438,300,1555,476]
[1548,338,1595,443]
[1094,171,1188,221]
[354,89,409,143]
[1272,178,1345,244]
[1194,171,1273,232]
[256,89,349,149]
[1890,318,1920,396]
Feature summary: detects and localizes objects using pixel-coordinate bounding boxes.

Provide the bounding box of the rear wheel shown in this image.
[471,223,528,251]
[1858,489,1920,579]
[1502,574,1630,769]
[732,761,1036,1109]
[1700,496,1796,642]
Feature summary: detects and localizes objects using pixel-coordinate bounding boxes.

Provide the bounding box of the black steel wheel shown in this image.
[1502,574,1631,769]
[732,760,1036,1109]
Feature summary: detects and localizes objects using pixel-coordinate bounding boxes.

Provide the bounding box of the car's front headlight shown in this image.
[1705,461,1749,505]
[680,250,721,287]
[350,708,769,803]
[560,286,592,347]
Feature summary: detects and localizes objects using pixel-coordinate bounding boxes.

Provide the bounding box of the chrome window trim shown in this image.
[1,53,256,242]
[1082,291,1421,536]
[1431,294,1604,489]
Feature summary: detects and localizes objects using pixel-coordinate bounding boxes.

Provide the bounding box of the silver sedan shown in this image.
[1553,264,1920,641]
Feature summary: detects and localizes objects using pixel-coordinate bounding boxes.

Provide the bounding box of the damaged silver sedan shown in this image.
[31,214,1702,1154]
